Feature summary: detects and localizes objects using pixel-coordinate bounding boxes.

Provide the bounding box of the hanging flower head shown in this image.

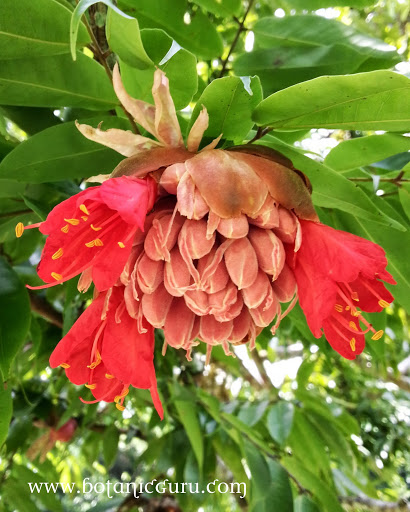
[18,64,395,416]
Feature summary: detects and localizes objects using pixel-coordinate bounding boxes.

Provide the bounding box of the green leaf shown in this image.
[103,425,120,468]
[282,457,344,512]
[212,433,249,486]
[106,9,153,69]
[399,184,410,222]
[253,15,398,68]
[238,400,269,427]
[325,134,410,172]
[288,410,331,476]
[264,459,294,512]
[266,402,294,445]
[0,106,62,136]
[174,398,204,471]
[191,0,242,17]
[189,76,262,142]
[0,0,90,59]
[13,465,63,512]
[294,495,320,512]
[118,0,223,60]
[256,136,406,230]
[0,52,117,110]
[244,441,271,499]
[286,0,376,7]
[0,257,31,378]
[234,44,366,95]
[70,0,132,60]
[120,28,197,110]
[0,379,12,447]
[3,478,39,512]
[0,117,127,183]
[253,71,410,132]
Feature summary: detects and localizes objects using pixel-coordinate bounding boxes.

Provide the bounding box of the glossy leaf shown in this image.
[174,398,204,470]
[120,28,197,110]
[0,0,89,60]
[191,0,242,17]
[0,52,117,110]
[119,0,223,60]
[294,496,320,512]
[0,258,31,378]
[266,401,294,445]
[103,425,120,468]
[106,9,153,69]
[234,44,365,95]
[0,117,128,183]
[189,76,262,142]
[253,71,410,132]
[286,0,376,7]
[325,134,410,171]
[399,184,410,222]
[0,380,12,447]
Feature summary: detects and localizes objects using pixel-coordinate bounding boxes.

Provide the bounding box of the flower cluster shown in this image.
[17,65,395,415]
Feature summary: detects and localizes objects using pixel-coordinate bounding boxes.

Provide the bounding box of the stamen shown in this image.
[117,242,125,248]
[378,299,390,309]
[349,321,358,331]
[371,330,384,340]
[334,304,343,313]
[351,292,359,302]
[350,338,356,352]
[52,248,63,260]
[59,363,70,369]
[51,272,63,281]
[81,216,88,222]
[64,218,79,226]
[91,224,102,231]
[79,204,90,215]
[105,373,115,379]
[116,403,125,411]
[85,383,96,389]
[15,222,24,238]
[61,224,69,233]
[85,238,103,248]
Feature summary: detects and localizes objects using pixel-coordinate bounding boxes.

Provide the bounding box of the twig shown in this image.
[248,127,273,143]
[29,291,63,329]
[79,6,140,134]
[219,0,255,77]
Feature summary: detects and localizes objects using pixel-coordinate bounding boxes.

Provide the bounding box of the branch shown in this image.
[341,496,410,511]
[29,291,63,329]
[219,0,255,77]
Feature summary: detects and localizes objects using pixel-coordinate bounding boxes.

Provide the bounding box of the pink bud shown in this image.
[141,283,173,327]
[137,253,164,294]
[164,297,195,348]
[200,314,233,344]
[248,226,285,280]
[224,237,258,289]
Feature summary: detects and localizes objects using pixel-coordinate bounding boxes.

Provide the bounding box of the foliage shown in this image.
[0,1,409,511]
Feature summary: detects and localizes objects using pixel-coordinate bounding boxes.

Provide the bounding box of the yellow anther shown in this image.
[334,304,343,313]
[350,338,356,352]
[351,309,360,317]
[51,272,63,281]
[91,224,102,231]
[87,360,101,369]
[116,403,125,411]
[15,222,24,238]
[60,363,70,369]
[349,321,358,331]
[52,248,63,260]
[64,218,79,226]
[85,238,103,248]
[105,373,115,379]
[351,292,359,302]
[85,383,96,389]
[81,216,88,222]
[378,300,390,309]
[345,306,350,311]
[114,395,121,404]
[117,242,125,248]
[61,224,69,233]
[371,330,384,341]
[79,204,90,215]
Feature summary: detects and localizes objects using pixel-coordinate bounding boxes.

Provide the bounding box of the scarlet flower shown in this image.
[16,175,157,291]
[49,285,163,417]
[291,220,395,359]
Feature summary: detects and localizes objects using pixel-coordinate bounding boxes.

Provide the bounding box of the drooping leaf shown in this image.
[266,401,295,445]
[174,395,204,471]
[0,52,117,110]
[294,495,321,512]
[0,0,90,60]
[103,425,120,468]
[253,71,410,132]
[0,257,31,378]
[189,76,262,142]
[0,378,12,447]
[0,117,128,183]
[119,28,197,110]
[118,0,223,60]
[325,134,410,171]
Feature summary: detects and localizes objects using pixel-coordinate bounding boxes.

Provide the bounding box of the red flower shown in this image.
[291,220,395,359]
[49,285,163,418]
[16,176,157,291]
